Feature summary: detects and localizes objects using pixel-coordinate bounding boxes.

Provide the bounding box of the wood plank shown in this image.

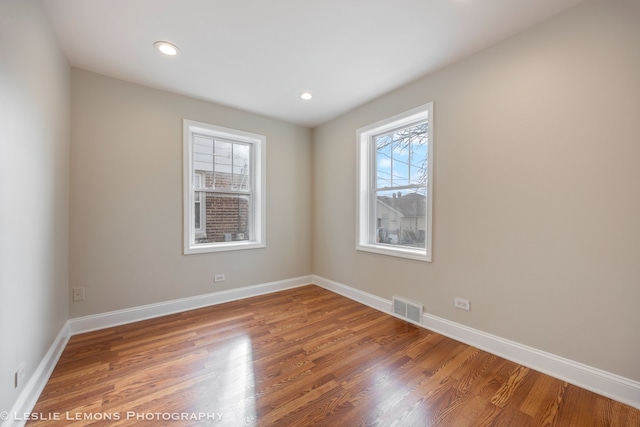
[26,285,640,426]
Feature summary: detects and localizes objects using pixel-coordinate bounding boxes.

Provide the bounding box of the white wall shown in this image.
[0,0,70,415]
[313,0,640,382]
[69,69,312,317]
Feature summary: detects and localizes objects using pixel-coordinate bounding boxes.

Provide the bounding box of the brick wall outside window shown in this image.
[195,171,250,243]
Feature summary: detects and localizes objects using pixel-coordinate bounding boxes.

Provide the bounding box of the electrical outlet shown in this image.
[73,287,85,301]
[15,362,25,388]
[454,297,470,311]
[214,274,225,283]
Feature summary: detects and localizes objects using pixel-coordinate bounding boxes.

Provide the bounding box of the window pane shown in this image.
[214,140,232,189]
[194,195,201,230]
[392,142,409,187]
[195,192,251,244]
[408,126,428,188]
[193,135,214,189]
[376,134,393,188]
[375,121,428,191]
[233,143,251,191]
[375,189,426,249]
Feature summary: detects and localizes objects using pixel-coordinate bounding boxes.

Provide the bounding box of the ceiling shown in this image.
[43,0,584,128]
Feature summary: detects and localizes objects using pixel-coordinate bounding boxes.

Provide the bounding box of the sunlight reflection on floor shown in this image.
[216,335,257,424]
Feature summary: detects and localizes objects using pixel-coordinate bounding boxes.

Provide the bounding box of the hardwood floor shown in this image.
[27,285,639,426]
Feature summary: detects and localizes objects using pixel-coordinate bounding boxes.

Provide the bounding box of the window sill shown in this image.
[185,241,265,255]
[356,243,431,262]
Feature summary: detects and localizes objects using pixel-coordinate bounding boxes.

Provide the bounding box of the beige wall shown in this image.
[0,0,70,414]
[69,69,312,317]
[313,0,640,382]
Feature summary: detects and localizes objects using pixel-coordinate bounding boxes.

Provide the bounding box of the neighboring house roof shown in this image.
[377,193,426,217]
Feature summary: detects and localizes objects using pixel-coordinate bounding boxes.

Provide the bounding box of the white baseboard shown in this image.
[5,323,71,427]
[311,275,640,410]
[69,275,313,335]
[312,275,392,313]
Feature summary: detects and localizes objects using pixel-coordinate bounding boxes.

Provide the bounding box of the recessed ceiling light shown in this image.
[300,92,313,100]
[153,41,179,56]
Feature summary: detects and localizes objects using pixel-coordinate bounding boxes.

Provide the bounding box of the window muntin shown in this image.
[356,103,433,261]
[184,120,265,254]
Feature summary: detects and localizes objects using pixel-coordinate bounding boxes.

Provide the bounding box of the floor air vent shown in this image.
[392,296,423,325]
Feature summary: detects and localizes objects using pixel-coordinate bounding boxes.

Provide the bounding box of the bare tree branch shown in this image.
[376,122,429,186]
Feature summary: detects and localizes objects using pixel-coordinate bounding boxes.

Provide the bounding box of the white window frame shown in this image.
[356,103,433,262]
[183,119,266,254]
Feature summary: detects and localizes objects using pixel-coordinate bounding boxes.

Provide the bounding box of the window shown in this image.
[356,103,433,261]
[183,119,265,254]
